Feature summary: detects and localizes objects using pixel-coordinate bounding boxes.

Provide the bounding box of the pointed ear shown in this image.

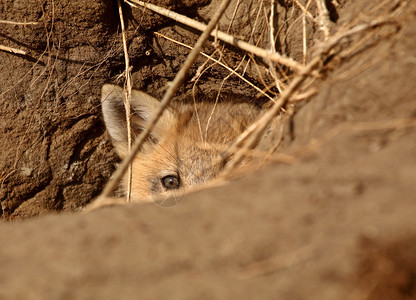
[101,84,176,157]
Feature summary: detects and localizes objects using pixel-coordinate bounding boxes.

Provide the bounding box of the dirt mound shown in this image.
[1,0,416,298]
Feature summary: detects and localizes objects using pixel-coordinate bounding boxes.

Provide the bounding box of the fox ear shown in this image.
[101,84,175,157]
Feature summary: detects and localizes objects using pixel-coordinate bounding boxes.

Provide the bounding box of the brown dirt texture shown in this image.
[1,0,416,299]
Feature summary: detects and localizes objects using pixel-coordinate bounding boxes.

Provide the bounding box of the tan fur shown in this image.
[101,84,263,202]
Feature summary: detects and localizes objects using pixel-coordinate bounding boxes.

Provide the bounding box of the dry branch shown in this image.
[126,0,303,72]
[0,45,26,55]
[315,0,331,39]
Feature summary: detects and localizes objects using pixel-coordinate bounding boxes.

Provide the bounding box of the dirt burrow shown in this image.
[0,0,233,219]
[1,0,319,219]
[0,0,416,299]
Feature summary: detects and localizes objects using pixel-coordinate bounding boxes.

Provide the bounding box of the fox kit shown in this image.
[101,84,265,202]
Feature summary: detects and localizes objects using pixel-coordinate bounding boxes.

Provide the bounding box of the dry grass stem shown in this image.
[225,0,242,34]
[269,0,276,53]
[268,0,284,97]
[294,0,315,21]
[0,45,26,55]
[302,10,307,64]
[117,0,133,202]
[301,0,313,65]
[289,88,318,102]
[0,47,48,97]
[126,0,303,72]
[98,0,232,200]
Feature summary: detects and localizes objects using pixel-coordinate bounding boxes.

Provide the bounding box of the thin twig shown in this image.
[126,0,303,72]
[315,0,331,39]
[301,0,313,64]
[270,0,276,53]
[289,88,318,102]
[302,8,307,64]
[241,0,264,77]
[293,0,315,21]
[225,0,241,34]
[268,0,283,94]
[98,0,232,199]
[0,45,26,55]
[117,0,133,202]
[0,20,38,25]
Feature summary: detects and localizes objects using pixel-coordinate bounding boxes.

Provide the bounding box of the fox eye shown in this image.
[161,175,180,190]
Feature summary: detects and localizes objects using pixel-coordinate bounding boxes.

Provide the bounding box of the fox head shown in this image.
[101,84,261,202]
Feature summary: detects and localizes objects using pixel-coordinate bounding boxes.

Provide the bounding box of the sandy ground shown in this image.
[1,0,416,299]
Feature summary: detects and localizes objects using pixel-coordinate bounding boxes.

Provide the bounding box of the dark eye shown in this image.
[161,175,180,190]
